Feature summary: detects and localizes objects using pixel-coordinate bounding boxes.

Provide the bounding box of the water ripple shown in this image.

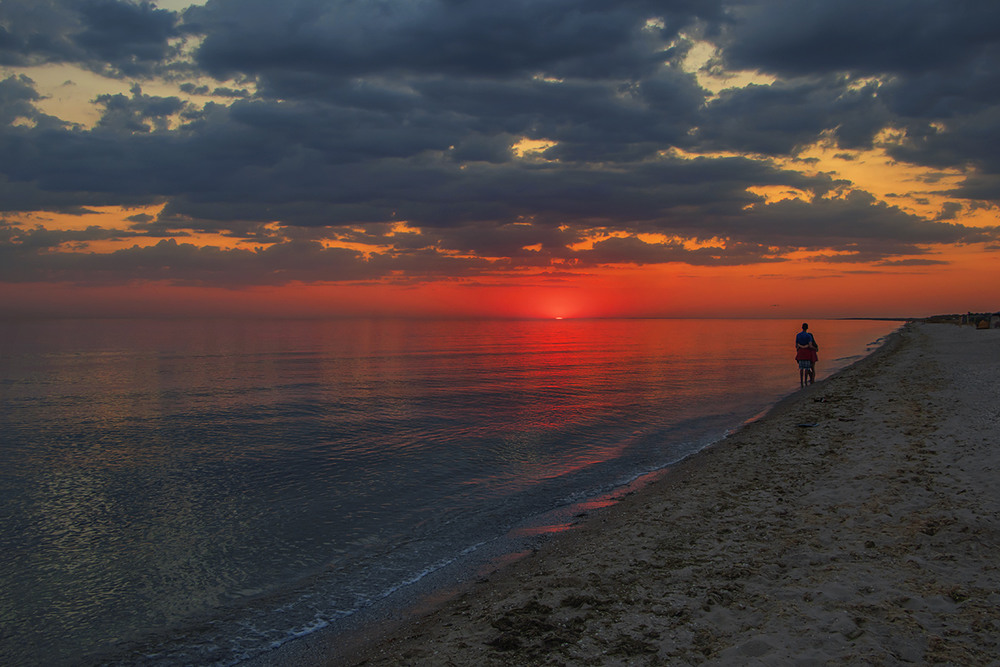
[0,318,900,666]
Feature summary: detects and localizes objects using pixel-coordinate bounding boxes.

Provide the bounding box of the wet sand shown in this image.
[256,321,1000,665]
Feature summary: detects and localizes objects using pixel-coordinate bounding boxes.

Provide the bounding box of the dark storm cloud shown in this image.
[1,0,998,287]
[95,84,187,132]
[1,70,826,229]
[889,109,1000,173]
[949,174,1000,203]
[73,0,180,71]
[728,191,984,245]
[719,0,1000,77]
[411,70,706,162]
[718,0,1000,193]
[0,173,154,213]
[694,76,889,155]
[188,0,715,80]
[0,74,40,125]
[0,0,181,76]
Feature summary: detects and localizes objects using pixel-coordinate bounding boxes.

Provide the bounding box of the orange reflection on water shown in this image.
[509,523,576,538]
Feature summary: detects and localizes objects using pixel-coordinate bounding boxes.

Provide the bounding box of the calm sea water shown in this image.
[0,318,898,665]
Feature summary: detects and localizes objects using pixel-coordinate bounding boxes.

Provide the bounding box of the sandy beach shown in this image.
[258,321,1000,666]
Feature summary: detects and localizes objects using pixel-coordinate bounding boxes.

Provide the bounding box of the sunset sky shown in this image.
[1,0,998,319]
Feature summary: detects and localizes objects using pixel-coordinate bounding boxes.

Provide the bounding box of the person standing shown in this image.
[795,322,818,386]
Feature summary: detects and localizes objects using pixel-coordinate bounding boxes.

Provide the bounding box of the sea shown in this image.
[0,318,899,665]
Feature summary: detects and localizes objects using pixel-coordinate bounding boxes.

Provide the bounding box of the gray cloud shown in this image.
[877,258,949,267]
[0,232,505,285]
[578,235,788,266]
[188,0,714,80]
[719,0,1000,77]
[727,191,985,245]
[95,83,187,132]
[0,0,181,76]
[716,0,1000,193]
[888,108,1000,174]
[1,221,142,250]
[0,0,998,288]
[0,74,42,125]
[694,76,889,155]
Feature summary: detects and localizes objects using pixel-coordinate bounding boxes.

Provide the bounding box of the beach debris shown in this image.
[796,423,819,428]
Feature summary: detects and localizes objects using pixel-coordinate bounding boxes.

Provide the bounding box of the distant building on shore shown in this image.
[946,312,1000,327]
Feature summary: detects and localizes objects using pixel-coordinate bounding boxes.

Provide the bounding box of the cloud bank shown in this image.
[0,0,997,287]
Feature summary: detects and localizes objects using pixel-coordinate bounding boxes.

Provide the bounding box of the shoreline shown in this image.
[244,318,912,667]
[234,325,898,667]
[244,323,1000,666]
[250,321,1000,665]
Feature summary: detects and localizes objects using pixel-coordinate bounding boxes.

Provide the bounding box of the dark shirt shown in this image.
[796,331,815,347]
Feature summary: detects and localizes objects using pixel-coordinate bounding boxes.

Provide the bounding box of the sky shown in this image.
[1,0,998,319]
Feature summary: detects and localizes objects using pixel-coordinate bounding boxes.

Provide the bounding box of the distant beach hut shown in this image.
[991,313,1000,328]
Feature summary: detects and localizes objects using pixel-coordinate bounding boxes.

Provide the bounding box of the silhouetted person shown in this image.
[795,322,818,386]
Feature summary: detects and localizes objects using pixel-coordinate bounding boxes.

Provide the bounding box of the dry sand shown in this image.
[260,322,1000,666]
